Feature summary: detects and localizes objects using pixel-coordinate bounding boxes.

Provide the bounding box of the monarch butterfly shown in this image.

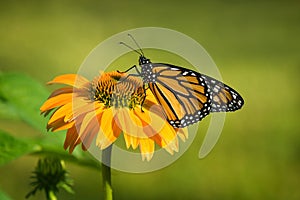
[118,34,244,128]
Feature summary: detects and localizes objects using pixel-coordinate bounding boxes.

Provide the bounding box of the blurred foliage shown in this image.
[0,0,299,200]
[0,100,20,120]
[0,129,34,166]
[0,73,49,132]
[0,189,12,200]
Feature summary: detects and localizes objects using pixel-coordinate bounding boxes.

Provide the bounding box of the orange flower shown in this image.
[40,71,187,161]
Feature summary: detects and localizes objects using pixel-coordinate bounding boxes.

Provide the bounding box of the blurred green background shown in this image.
[0,0,299,199]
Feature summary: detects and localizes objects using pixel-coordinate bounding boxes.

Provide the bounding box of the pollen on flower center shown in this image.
[89,71,145,109]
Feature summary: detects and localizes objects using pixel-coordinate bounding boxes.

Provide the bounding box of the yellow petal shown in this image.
[167,137,179,153]
[114,108,148,138]
[81,120,101,151]
[176,127,188,142]
[100,108,118,142]
[123,133,139,149]
[139,138,154,161]
[157,123,177,147]
[145,89,159,105]
[74,105,104,148]
[164,146,174,155]
[65,100,101,122]
[78,109,100,138]
[96,133,113,150]
[96,108,119,149]
[134,108,166,137]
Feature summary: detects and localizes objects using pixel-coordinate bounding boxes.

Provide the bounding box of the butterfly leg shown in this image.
[117,65,141,83]
[139,84,148,112]
[117,73,141,84]
[117,65,141,74]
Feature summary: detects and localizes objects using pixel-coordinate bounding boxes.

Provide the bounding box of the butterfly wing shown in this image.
[146,63,244,127]
[147,63,212,128]
[201,74,244,112]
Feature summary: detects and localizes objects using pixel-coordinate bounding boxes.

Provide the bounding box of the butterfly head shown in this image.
[139,56,151,65]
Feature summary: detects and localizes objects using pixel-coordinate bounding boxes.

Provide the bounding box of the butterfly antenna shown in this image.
[127,33,144,56]
[119,41,143,56]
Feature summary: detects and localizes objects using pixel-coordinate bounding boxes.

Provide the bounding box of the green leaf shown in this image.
[0,73,49,133]
[0,100,20,120]
[0,128,100,169]
[0,189,12,200]
[0,129,36,166]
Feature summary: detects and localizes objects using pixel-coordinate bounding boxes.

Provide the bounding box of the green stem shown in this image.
[102,145,113,200]
[46,190,57,200]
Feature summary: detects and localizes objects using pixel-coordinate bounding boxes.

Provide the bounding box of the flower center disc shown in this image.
[91,71,145,109]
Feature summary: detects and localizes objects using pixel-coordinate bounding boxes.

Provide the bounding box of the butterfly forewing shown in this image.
[148,64,212,128]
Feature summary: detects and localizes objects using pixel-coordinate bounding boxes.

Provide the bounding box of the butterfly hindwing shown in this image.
[201,74,244,112]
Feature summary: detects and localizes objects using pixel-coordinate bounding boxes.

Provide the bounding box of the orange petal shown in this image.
[48,87,74,99]
[48,102,73,124]
[69,136,82,153]
[52,120,75,132]
[41,88,74,115]
[150,134,162,147]
[40,93,73,112]
[77,106,104,145]
[64,125,80,152]
[42,108,55,117]
[63,115,86,153]
[47,74,89,88]
[111,117,122,138]
[78,110,99,137]
[81,114,102,150]
[47,117,66,131]
[64,100,100,122]
[64,98,88,121]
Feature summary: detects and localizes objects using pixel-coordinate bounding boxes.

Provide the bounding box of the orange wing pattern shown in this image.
[147,64,211,127]
[143,63,243,127]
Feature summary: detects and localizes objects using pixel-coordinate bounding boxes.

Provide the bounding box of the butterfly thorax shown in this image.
[139,56,156,83]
